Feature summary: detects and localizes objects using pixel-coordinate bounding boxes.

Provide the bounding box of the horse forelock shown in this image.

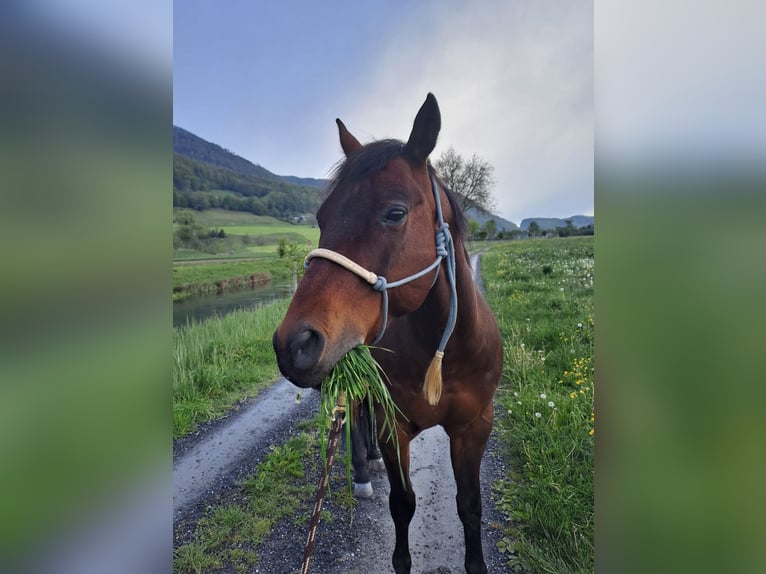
[326,139,406,194]
[322,139,467,247]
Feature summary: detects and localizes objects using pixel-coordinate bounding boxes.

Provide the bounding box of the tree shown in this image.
[483,220,497,240]
[467,219,481,240]
[434,147,496,214]
[528,221,540,238]
[278,240,309,293]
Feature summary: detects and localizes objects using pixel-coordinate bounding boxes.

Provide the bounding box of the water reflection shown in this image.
[173,282,292,327]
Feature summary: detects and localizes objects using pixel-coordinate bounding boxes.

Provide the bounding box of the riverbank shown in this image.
[172,254,294,301]
[172,300,290,437]
[172,271,271,302]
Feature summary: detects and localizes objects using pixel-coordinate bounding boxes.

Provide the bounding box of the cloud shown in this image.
[338,0,594,222]
[597,0,766,167]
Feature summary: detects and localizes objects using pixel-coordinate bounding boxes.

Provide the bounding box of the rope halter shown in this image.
[303,173,458,405]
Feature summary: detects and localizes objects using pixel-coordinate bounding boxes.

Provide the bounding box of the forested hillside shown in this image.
[173,154,322,218]
[173,126,324,219]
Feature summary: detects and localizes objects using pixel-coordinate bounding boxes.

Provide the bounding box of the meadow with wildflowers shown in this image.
[483,236,594,573]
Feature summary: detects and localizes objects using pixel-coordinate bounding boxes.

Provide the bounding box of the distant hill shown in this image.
[174,126,280,180]
[464,207,519,231]
[174,126,326,188]
[279,175,327,189]
[173,126,324,219]
[520,215,594,231]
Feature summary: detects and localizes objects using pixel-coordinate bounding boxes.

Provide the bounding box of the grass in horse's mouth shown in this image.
[318,345,405,490]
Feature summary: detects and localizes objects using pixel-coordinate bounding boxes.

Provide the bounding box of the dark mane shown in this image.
[326,139,467,245]
[328,139,406,190]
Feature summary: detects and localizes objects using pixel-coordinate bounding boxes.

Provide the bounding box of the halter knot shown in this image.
[372,276,387,292]
[435,222,450,258]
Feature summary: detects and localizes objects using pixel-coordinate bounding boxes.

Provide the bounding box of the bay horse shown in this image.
[273,93,503,574]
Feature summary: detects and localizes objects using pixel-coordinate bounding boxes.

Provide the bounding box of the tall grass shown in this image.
[173,300,290,437]
[482,237,594,573]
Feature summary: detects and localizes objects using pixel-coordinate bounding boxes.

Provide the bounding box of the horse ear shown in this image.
[404,93,441,165]
[336,118,363,157]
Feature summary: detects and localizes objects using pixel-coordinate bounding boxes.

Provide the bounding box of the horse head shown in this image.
[273,93,461,389]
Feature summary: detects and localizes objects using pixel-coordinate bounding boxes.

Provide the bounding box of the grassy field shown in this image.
[172,236,594,573]
[172,259,286,289]
[172,209,317,291]
[175,208,290,227]
[174,209,320,260]
[482,236,594,573]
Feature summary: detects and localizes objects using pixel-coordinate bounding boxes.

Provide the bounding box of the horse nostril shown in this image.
[291,328,324,371]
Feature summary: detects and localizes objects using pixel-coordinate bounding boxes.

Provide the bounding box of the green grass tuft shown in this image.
[319,346,405,491]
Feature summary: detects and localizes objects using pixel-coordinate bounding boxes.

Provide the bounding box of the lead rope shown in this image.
[300,394,346,574]
[304,174,458,405]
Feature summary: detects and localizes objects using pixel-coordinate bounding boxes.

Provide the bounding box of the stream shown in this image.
[172,281,291,327]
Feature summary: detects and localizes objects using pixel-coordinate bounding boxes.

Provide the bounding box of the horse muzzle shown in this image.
[272,326,328,388]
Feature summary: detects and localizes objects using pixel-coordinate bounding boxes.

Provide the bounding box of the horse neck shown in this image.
[411,239,480,348]
[448,241,482,336]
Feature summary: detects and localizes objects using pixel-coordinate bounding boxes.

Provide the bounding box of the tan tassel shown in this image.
[423,351,444,406]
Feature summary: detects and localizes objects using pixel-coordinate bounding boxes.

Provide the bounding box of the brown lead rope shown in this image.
[300,398,346,574]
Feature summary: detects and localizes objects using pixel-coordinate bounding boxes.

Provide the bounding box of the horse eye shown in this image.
[383,207,408,224]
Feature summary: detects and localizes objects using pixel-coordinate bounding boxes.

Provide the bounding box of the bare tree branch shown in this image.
[434,147,496,214]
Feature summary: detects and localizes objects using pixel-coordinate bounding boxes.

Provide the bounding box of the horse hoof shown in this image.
[368,458,386,472]
[353,482,374,498]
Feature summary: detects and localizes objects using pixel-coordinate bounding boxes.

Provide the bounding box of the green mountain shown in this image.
[173,126,326,188]
[173,126,324,219]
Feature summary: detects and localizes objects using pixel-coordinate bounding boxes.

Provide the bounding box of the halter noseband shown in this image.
[303,173,458,356]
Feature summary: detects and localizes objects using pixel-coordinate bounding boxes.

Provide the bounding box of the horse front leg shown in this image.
[379,428,415,574]
[448,405,494,574]
[349,404,373,498]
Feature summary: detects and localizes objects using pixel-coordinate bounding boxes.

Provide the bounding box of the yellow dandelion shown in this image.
[570,392,577,399]
[588,429,595,436]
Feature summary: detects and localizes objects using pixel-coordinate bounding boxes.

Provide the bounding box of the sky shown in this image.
[174,0,594,224]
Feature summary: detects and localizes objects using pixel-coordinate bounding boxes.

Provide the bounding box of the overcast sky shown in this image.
[174,0,594,224]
